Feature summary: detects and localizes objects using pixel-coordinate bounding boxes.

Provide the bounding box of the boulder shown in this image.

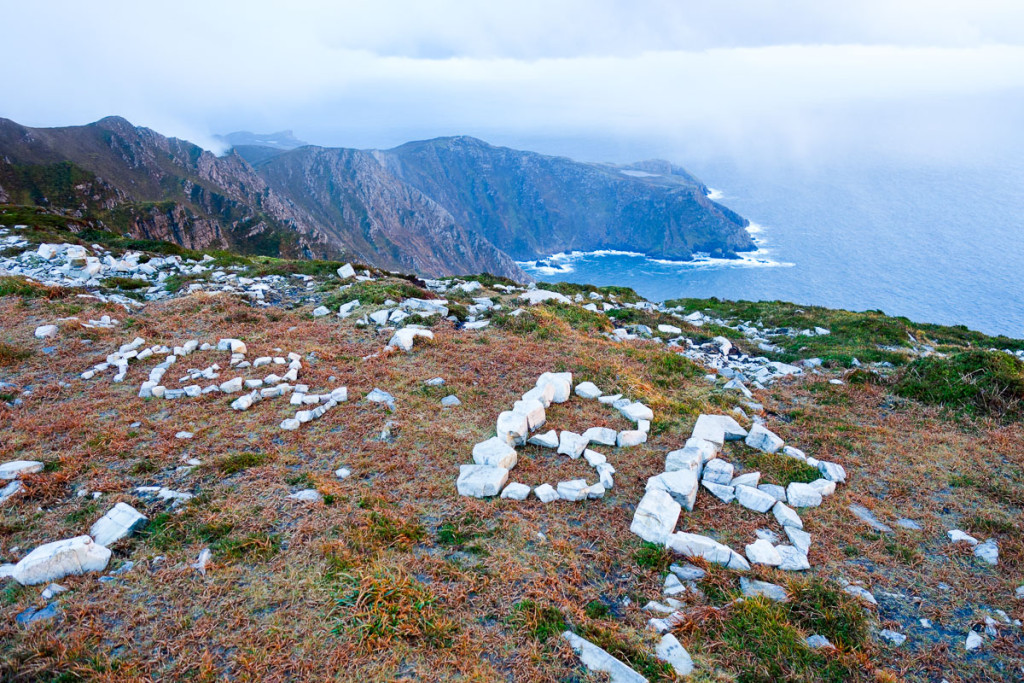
[536,372,573,403]
[665,447,703,476]
[735,485,776,513]
[745,424,784,453]
[497,411,529,445]
[655,634,694,677]
[288,489,322,502]
[561,631,647,683]
[337,263,356,279]
[387,328,434,352]
[0,460,44,479]
[312,306,330,318]
[741,577,788,601]
[758,484,787,502]
[616,430,647,447]
[582,427,617,447]
[574,382,603,399]
[745,538,782,566]
[618,402,654,423]
[456,464,509,498]
[731,472,761,487]
[90,503,147,547]
[646,470,699,511]
[785,526,812,554]
[667,532,750,570]
[472,437,518,469]
[701,481,736,503]
[772,501,803,529]
[500,482,531,500]
[776,545,811,571]
[527,430,559,448]
[12,535,111,586]
[534,483,559,502]
[512,398,546,431]
[34,325,58,339]
[701,458,734,485]
[557,479,590,501]
[692,414,746,445]
[630,489,681,545]
[523,383,556,408]
[557,431,589,459]
[786,483,822,508]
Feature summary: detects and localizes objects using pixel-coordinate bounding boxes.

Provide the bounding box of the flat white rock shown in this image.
[561,631,647,683]
[12,535,111,586]
[472,437,518,469]
[745,538,782,566]
[574,382,602,399]
[655,633,694,676]
[0,460,44,479]
[745,423,785,453]
[630,489,681,545]
[457,464,509,498]
[500,482,531,500]
[90,502,147,547]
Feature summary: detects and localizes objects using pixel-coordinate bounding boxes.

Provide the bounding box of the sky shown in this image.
[3,0,1024,165]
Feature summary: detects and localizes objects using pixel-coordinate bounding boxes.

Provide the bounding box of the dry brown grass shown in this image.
[0,286,1021,682]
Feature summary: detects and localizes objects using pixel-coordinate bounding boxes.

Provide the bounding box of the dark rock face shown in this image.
[0,118,753,279]
[378,136,755,261]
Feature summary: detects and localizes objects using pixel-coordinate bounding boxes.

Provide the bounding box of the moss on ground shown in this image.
[894,350,1024,418]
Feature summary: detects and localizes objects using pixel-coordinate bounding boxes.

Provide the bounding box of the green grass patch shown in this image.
[216,451,270,475]
[785,578,871,649]
[577,624,675,680]
[541,281,643,304]
[545,302,613,333]
[729,448,821,486]
[0,342,32,367]
[508,600,566,643]
[633,541,673,572]
[0,275,71,300]
[894,350,1024,419]
[214,532,281,561]
[323,279,433,307]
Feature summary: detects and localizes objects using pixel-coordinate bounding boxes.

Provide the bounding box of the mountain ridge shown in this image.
[0,117,755,279]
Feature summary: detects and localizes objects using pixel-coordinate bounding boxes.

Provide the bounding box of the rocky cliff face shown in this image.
[254,147,524,278]
[378,137,755,261]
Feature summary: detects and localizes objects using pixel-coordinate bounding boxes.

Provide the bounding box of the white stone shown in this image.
[965,630,983,651]
[500,482,531,500]
[731,472,761,487]
[843,584,877,605]
[974,539,999,565]
[335,467,351,479]
[692,414,746,445]
[527,430,559,448]
[520,290,571,305]
[558,431,589,459]
[879,629,907,646]
[616,430,647,447]
[497,411,529,446]
[741,577,789,601]
[582,427,617,447]
[809,478,836,497]
[312,306,330,317]
[512,398,546,431]
[89,503,147,547]
[786,483,822,508]
[557,479,590,501]
[702,480,736,503]
[745,538,782,566]
[665,447,703,475]
[702,458,734,485]
[288,489,322,502]
[667,532,750,570]
[818,461,847,483]
[472,437,518,469]
[175,431,193,440]
[337,263,355,279]
[655,634,693,676]
[646,470,699,511]
[574,382,602,399]
[387,328,434,352]
[536,372,573,403]
[280,418,301,430]
[534,483,559,502]
[630,489,681,545]
[12,535,111,586]
[776,545,811,571]
[773,501,803,529]
[948,529,978,545]
[583,449,607,467]
[735,485,776,513]
[456,464,508,498]
[34,324,58,339]
[745,423,785,453]
[618,402,653,423]
[523,382,556,408]
[0,460,44,479]
[782,445,807,461]
[758,484,787,502]
[657,324,683,335]
[561,631,647,683]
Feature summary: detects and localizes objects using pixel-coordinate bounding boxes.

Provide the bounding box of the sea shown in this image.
[518,157,1024,339]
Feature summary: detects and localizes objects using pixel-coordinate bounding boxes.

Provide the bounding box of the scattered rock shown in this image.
[879,629,907,646]
[974,539,999,565]
[90,503,147,547]
[849,504,893,532]
[34,324,58,339]
[948,529,978,545]
[806,634,835,649]
[655,633,694,677]
[12,535,111,586]
[745,423,785,453]
[574,381,602,399]
[965,630,983,651]
[786,483,822,508]
[0,460,44,479]
[441,395,461,407]
[16,602,59,625]
[288,489,322,502]
[745,538,782,566]
[843,584,877,605]
[741,577,788,601]
[561,631,647,683]
[456,464,508,498]
[500,482,531,500]
[630,489,682,545]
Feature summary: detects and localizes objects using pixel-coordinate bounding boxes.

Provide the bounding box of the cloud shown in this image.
[1,1,1023,162]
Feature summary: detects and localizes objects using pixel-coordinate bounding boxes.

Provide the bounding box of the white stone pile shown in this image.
[79,335,347,432]
[457,375,653,501]
[631,414,848,576]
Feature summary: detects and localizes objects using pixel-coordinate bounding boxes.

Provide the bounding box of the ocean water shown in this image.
[520,158,1024,338]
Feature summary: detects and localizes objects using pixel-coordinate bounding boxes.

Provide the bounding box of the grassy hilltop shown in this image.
[0,207,1022,682]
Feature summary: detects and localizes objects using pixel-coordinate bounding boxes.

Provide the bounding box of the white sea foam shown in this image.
[517,222,793,274]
